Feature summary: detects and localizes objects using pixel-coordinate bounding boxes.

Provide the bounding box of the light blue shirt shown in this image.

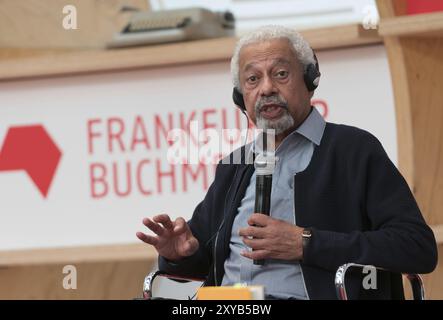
[221,107,326,299]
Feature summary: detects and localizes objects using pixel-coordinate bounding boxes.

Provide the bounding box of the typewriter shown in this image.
[108,7,235,48]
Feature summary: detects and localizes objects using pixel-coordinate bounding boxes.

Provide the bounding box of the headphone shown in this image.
[232,51,321,112]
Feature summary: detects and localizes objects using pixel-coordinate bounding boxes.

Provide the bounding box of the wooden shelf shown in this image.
[301,23,380,49]
[0,243,156,267]
[0,24,380,81]
[379,11,443,37]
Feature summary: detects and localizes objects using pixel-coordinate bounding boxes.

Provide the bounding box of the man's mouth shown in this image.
[260,104,285,119]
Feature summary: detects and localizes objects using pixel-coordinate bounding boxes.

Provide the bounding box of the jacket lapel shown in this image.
[216,163,254,284]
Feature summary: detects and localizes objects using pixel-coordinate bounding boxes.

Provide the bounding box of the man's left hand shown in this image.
[239,213,304,261]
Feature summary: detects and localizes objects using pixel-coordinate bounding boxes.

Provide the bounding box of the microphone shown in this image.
[253,149,276,265]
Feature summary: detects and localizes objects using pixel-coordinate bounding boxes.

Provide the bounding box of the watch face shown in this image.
[303,229,312,238]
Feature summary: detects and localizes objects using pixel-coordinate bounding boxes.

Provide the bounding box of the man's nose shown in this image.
[259,76,277,96]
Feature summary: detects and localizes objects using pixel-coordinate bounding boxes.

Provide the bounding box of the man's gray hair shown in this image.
[230,25,316,91]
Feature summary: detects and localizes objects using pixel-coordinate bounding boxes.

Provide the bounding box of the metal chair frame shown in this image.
[142,263,425,300]
[334,263,425,300]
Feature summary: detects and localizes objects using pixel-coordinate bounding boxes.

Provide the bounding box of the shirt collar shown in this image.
[245,106,326,158]
[295,106,326,146]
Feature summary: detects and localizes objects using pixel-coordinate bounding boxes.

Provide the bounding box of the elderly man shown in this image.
[137,25,437,299]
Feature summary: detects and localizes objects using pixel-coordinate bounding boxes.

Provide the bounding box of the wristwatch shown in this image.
[301,228,312,259]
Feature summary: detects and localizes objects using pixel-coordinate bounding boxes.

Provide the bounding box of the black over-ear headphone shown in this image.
[232,51,320,113]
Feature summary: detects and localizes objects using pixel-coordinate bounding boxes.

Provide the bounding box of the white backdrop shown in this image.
[0,44,396,250]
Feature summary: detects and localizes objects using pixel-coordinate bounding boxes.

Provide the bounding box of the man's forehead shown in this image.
[243,58,291,72]
[239,39,296,69]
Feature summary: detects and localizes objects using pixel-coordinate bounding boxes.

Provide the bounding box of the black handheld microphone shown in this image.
[253,151,276,265]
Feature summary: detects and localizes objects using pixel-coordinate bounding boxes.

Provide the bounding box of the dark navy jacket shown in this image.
[159,123,438,299]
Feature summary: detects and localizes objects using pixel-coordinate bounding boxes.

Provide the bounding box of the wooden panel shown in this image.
[0,243,156,266]
[0,24,381,81]
[377,0,408,18]
[376,2,443,225]
[376,0,443,300]
[401,37,443,225]
[379,12,443,37]
[380,37,443,224]
[0,244,157,299]
[0,0,149,49]
[433,224,443,244]
[0,48,75,60]
[0,260,154,299]
[296,24,380,50]
[0,37,237,81]
[379,36,415,185]
[393,0,408,16]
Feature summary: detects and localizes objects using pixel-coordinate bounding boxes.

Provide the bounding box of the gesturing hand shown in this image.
[136,214,199,262]
[239,213,304,261]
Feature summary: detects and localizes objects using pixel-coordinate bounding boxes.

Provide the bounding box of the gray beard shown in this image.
[256,110,295,135]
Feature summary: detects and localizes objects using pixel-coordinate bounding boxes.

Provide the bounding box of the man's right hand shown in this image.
[136,214,199,262]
